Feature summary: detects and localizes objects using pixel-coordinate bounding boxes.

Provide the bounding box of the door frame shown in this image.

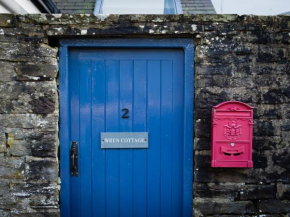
[59,38,194,217]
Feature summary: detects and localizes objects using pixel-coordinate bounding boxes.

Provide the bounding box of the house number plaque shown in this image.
[101,132,148,149]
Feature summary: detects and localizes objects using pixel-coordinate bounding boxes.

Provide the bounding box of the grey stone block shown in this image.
[25,156,58,182]
[194,198,255,215]
[258,199,290,213]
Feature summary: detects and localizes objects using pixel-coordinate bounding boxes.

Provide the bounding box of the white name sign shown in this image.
[101,132,148,149]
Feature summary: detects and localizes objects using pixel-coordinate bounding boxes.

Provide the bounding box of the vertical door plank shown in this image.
[105,60,120,217]
[79,60,92,217]
[171,55,184,217]
[119,60,133,217]
[147,60,161,217]
[132,60,147,217]
[69,51,81,217]
[182,49,193,217]
[160,60,173,217]
[92,60,106,217]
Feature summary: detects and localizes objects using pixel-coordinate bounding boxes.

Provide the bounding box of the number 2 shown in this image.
[122,108,129,119]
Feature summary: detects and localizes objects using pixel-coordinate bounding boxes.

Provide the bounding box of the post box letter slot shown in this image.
[221,146,244,156]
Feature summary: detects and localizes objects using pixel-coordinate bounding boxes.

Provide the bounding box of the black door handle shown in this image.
[70,142,78,176]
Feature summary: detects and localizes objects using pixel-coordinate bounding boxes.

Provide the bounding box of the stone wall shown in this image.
[0,14,59,217]
[193,16,290,216]
[0,13,289,216]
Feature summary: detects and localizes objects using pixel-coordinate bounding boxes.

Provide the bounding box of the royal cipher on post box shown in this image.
[211,101,254,168]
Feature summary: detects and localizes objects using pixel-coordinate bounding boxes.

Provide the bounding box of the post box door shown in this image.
[60,41,194,217]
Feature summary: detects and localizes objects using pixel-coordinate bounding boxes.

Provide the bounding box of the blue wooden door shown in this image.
[66,47,192,217]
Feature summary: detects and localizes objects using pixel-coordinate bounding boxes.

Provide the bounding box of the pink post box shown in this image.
[211,101,254,168]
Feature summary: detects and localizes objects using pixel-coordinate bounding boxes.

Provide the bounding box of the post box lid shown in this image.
[213,101,254,111]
